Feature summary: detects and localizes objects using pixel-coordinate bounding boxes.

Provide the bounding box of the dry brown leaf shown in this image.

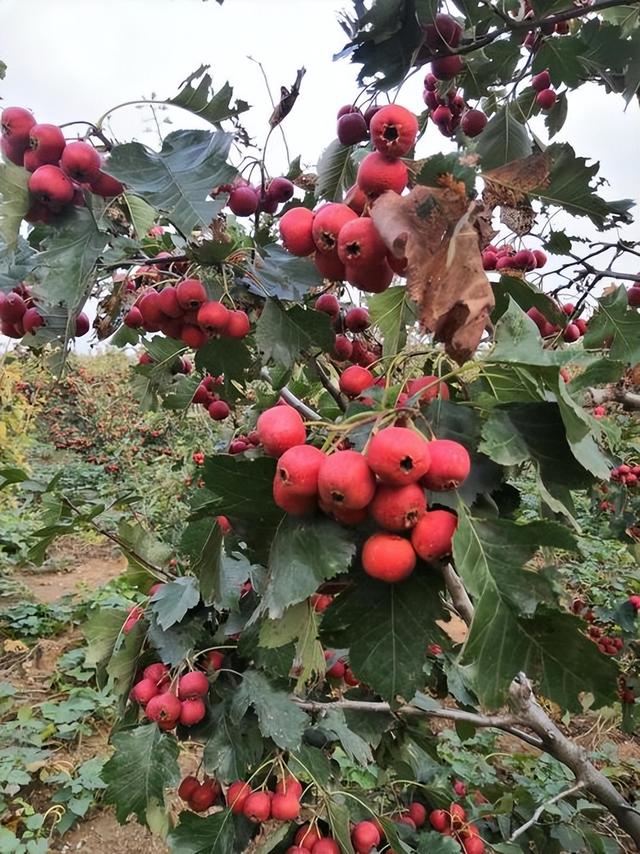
[371,187,494,364]
[4,638,28,653]
[500,204,537,236]
[483,152,550,204]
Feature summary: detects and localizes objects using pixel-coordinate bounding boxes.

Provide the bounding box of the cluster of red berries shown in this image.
[527,303,588,343]
[429,803,484,852]
[338,365,449,411]
[1,106,123,223]
[257,404,469,582]
[190,373,234,422]
[423,73,487,138]
[482,243,547,273]
[421,14,466,81]
[336,102,382,146]
[225,775,304,824]
[324,650,360,686]
[124,277,250,350]
[228,429,261,454]
[178,775,222,813]
[0,282,90,340]
[313,296,380,366]
[611,463,640,487]
[130,666,209,729]
[530,70,558,110]
[223,175,295,217]
[571,598,624,656]
[521,3,572,52]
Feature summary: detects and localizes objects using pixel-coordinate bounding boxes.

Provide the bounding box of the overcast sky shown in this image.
[1,0,639,352]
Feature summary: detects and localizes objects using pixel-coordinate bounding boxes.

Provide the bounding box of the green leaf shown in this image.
[123,194,158,239]
[533,35,587,87]
[181,519,223,605]
[288,744,333,786]
[490,298,578,367]
[103,724,180,824]
[105,130,237,237]
[203,703,263,782]
[476,108,532,170]
[168,810,235,854]
[168,66,249,126]
[194,337,253,402]
[118,520,173,577]
[326,798,355,854]
[368,285,415,357]
[462,40,521,99]
[323,709,373,765]
[453,508,618,710]
[544,91,568,138]
[230,671,308,751]
[201,455,280,526]
[150,577,200,630]
[0,160,30,250]
[248,244,322,300]
[315,139,357,201]
[107,620,145,699]
[492,275,564,327]
[584,285,640,364]
[255,300,335,369]
[544,230,572,254]
[32,208,105,311]
[321,570,447,701]
[83,608,128,668]
[148,612,205,666]
[264,516,357,618]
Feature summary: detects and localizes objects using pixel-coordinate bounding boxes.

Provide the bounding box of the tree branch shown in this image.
[509,782,586,841]
[314,358,346,412]
[441,563,475,625]
[586,386,640,411]
[260,368,321,420]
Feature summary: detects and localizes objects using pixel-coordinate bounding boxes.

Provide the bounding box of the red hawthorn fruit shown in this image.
[315,293,340,317]
[346,259,394,294]
[429,809,450,831]
[449,802,467,825]
[431,55,464,80]
[311,841,340,854]
[178,671,209,699]
[228,185,259,216]
[0,292,26,323]
[279,207,316,256]
[271,792,301,821]
[176,278,207,310]
[28,164,74,210]
[60,141,101,183]
[1,106,36,147]
[295,823,323,849]
[145,691,182,725]
[340,365,374,397]
[144,662,169,684]
[276,776,303,798]
[627,286,640,307]
[182,324,208,349]
[312,592,333,612]
[257,405,307,457]
[351,820,381,854]
[337,104,360,119]
[344,183,368,215]
[344,666,359,687]
[369,483,426,531]
[331,504,369,526]
[628,594,640,611]
[462,837,485,854]
[273,477,317,516]
[208,400,231,420]
[243,790,272,822]
[123,605,144,634]
[197,300,229,334]
[408,802,427,827]
[157,285,182,318]
[421,439,470,491]
[189,780,218,812]
[366,426,431,485]
[88,170,124,197]
[357,151,408,199]
[178,776,200,801]
[411,509,458,562]
[314,249,346,281]
[575,318,588,335]
[266,176,294,204]
[536,88,557,110]
[22,307,44,334]
[337,111,369,146]
[227,780,252,813]
[533,248,547,268]
[337,217,387,268]
[563,323,580,343]
[131,678,159,705]
[396,814,416,828]
[405,375,450,403]
[334,334,353,360]
[318,450,376,511]
[276,444,325,497]
[312,203,358,253]
[344,306,370,332]
[461,109,487,137]
[1,134,27,166]
[325,651,347,679]
[28,124,66,165]
[362,532,416,582]
[369,104,418,158]
[532,69,551,91]
[287,848,309,854]
[204,649,225,672]
[179,697,206,726]
[423,13,462,50]
[453,779,467,796]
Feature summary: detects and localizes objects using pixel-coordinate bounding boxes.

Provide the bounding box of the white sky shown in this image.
[1,0,639,352]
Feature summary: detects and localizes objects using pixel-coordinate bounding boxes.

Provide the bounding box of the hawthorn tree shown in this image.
[2,0,640,851]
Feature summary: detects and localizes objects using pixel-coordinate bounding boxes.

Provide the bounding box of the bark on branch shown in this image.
[586,386,640,411]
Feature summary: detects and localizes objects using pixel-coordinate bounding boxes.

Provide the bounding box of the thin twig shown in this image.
[509,782,586,841]
[314,358,346,412]
[260,367,321,420]
[441,563,475,625]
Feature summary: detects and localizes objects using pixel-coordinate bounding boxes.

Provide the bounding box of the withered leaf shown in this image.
[500,203,536,236]
[370,187,494,364]
[482,152,551,206]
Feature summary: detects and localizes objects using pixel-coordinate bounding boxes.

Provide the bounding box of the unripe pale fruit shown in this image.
[227,781,252,813]
[408,802,427,827]
[176,279,207,310]
[29,165,74,210]
[144,662,169,684]
[532,69,551,91]
[461,109,487,137]
[146,691,182,724]
[312,203,358,253]
[337,111,369,146]
[89,170,124,197]
[131,678,159,705]
[357,151,408,199]
[197,300,230,333]
[178,776,199,801]
[208,400,230,420]
[315,293,340,317]
[157,286,182,318]
[271,792,301,821]
[314,249,346,282]
[279,207,316,256]
[61,141,101,182]
[369,104,418,158]
[369,483,426,531]
[276,444,325,497]
[178,670,209,699]
[411,509,458,562]
[536,88,556,110]
[405,375,449,403]
[318,450,376,510]
[266,176,294,203]
[257,405,307,457]
[367,426,431,485]
[225,309,250,338]
[312,841,340,854]
[351,820,381,853]
[344,306,370,332]
[340,365,374,397]
[421,439,470,490]
[423,13,462,50]
[362,532,416,582]
[337,217,387,268]
[243,790,271,822]
[28,124,65,165]
[346,259,394,294]
[295,824,322,848]
[179,697,206,726]
[431,55,464,80]
[228,185,259,216]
